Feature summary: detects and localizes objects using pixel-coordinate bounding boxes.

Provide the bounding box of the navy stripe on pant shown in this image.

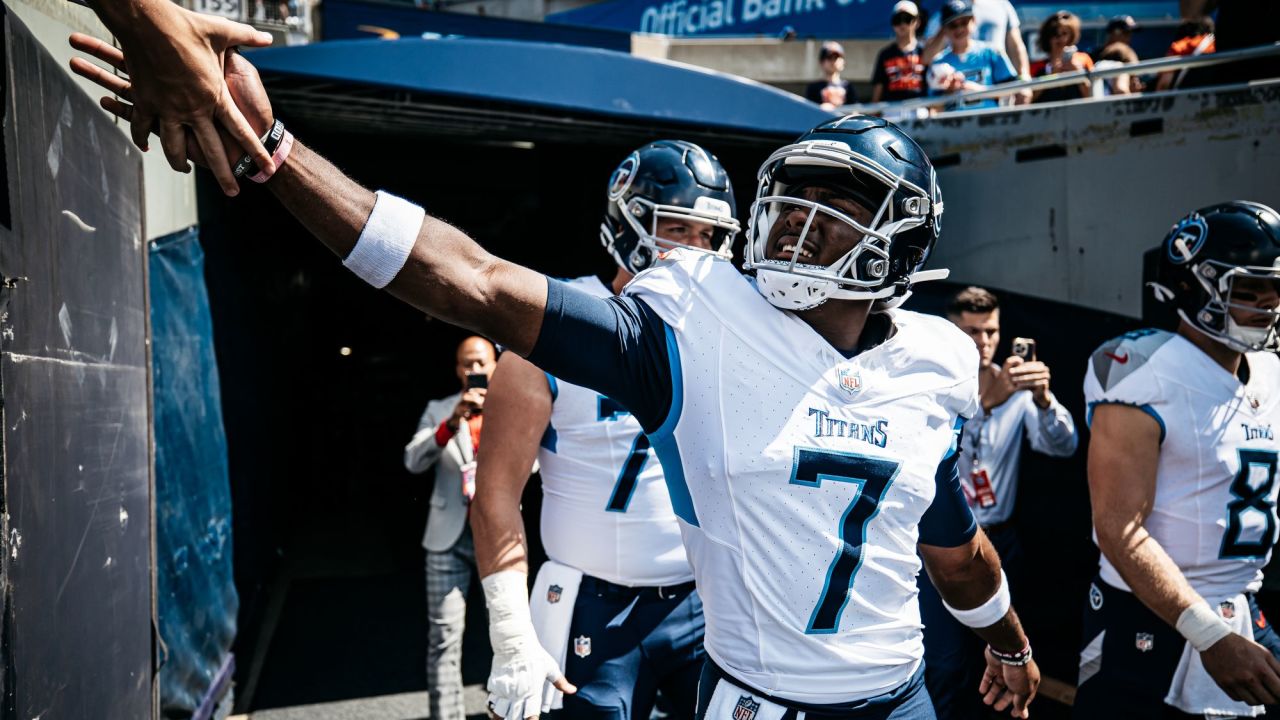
[1073,576,1280,719]
[559,576,704,720]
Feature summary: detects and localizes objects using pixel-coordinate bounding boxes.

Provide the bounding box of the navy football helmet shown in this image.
[600,140,740,274]
[743,116,946,311]
[1152,201,1280,352]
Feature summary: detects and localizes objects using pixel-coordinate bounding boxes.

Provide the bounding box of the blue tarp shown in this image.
[322,0,631,50]
[151,227,238,720]
[249,36,833,137]
[546,0,1179,38]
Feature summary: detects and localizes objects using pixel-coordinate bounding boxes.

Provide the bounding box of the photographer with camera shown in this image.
[920,287,1078,720]
[404,335,498,720]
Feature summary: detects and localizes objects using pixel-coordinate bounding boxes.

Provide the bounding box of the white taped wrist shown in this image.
[943,569,1012,628]
[483,571,536,654]
[1177,603,1233,652]
[343,191,425,288]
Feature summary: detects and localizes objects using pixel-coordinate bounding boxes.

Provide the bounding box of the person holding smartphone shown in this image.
[404,335,498,720]
[921,286,1078,720]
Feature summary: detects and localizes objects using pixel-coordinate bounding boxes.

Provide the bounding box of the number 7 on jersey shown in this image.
[791,448,901,634]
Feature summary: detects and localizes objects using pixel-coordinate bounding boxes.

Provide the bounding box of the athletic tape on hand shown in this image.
[1177,602,1233,652]
[343,191,424,289]
[483,571,564,719]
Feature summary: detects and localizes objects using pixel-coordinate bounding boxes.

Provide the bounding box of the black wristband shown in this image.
[232,119,285,180]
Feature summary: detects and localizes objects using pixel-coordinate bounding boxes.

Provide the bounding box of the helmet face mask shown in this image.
[600,143,741,275]
[743,117,946,312]
[1184,262,1280,353]
[1155,202,1280,354]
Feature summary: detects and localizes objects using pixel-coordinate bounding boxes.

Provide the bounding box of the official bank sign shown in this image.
[547,0,1143,38]
[548,0,897,38]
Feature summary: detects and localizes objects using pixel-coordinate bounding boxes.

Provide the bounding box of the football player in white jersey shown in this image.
[69,46,1042,719]
[471,140,740,720]
[1079,201,1280,719]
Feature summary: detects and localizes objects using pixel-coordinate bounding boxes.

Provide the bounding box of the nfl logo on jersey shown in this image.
[838,367,862,395]
[547,585,562,604]
[574,635,592,658]
[1135,633,1155,652]
[733,696,760,720]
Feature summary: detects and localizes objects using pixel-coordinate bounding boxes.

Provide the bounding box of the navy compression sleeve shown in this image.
[526,278,674,433]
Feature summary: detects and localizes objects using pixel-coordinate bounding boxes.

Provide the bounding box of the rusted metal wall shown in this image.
[0,8,152,719]
[906,81,1280,319]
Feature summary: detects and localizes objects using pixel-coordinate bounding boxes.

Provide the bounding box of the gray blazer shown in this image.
[404,391,474,553]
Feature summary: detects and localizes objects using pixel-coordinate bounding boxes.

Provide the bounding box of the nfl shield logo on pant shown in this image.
[1220,600,1236,619]
[1135,633,1155,652]
[547,584,562,604]
[574,635,591,658]
[732,696,760,720]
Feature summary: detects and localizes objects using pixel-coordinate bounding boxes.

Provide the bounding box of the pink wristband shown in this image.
[249,130,294,184]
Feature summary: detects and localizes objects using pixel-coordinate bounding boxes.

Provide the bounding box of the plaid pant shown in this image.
[426,526,476,720]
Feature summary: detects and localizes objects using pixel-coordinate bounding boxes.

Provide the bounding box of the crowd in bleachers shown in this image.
[802,0,1280,113]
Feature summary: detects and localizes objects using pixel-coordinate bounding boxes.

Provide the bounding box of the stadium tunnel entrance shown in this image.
[201,37,832,713]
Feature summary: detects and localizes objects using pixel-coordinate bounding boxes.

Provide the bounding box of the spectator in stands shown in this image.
[1183,0,1280,83]
[1103,15,1140,52]
[1031,11,1094,103]
[923,0,1030,86]
[870,0,927,103]
[920,287,1078,720]
[1095,42,1142,95]
[804,41,857,111]
[927,0,1028,109]
[404,336,499,720]
[1156,17,1216,91]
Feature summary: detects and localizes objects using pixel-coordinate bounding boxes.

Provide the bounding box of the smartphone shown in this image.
[1011,337,1037,362]
[465,373,488,390]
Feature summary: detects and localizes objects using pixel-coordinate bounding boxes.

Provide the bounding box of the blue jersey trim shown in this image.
[1086,401,1166,444]
[918,416,977,548]
[540,373,559,452]
[649,324,698,527]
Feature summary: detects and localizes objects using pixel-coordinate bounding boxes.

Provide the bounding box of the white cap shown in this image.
[892,0,920,16]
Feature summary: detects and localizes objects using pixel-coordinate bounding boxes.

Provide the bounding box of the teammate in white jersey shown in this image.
[472,140,740,720]
[1079,201,1280,719]
[68,47,1042,718]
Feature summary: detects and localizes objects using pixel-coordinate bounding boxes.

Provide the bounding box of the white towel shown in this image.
[1164,593,1264,718]
[529,561,584,711]
[702,675,789,720]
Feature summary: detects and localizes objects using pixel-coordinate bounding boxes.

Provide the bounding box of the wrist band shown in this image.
[943,569,1011,628]
[233,119,285,180]
[1177,602,1233,651]
[988,642,1033,666]
[343,191,425,289]
[248,130,293,184]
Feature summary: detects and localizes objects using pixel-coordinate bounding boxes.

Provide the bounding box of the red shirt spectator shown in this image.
[1157,17,1216,90]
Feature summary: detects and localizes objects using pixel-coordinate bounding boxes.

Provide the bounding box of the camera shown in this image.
[1011,337,1037,361]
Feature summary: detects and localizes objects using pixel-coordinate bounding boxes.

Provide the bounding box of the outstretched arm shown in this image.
[71,37,551,355]
[267,144,550,354]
